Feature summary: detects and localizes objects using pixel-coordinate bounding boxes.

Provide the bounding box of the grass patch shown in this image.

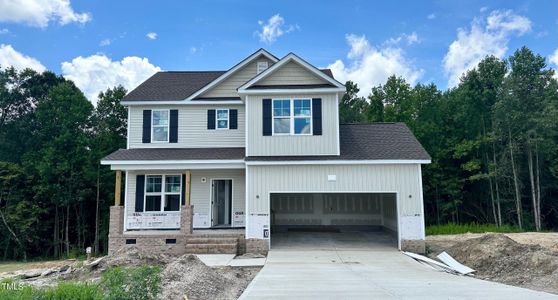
[426,222,522,235]
[0,265,161,300]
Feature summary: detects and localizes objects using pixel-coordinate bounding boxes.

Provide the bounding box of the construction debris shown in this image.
[436,251,475,275]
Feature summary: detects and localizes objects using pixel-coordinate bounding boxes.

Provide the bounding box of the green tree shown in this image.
[339,81,368,123]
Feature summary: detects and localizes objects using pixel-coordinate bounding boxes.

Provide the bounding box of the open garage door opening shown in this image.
[270,193,398,249]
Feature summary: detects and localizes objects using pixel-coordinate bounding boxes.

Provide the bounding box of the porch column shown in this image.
[184,170,191,206]
[114,170,122,206]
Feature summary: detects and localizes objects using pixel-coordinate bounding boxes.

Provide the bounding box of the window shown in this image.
[257,61,268,74]
[293,99,312,134]
[272,100,290,134]
[216,109,229,129]
[152,110,169,142]
[272,98,312,135]
[145,175,181,212]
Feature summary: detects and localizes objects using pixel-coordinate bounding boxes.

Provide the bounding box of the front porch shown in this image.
[107,168,249,255]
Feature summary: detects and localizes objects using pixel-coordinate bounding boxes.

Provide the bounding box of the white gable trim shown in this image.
[237,53,345,93]
[184,49,279,101]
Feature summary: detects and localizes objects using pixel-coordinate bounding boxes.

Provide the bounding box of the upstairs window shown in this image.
[145,175,181,212]
[152,110,169,142]
[272,98,312,135]
[294,99,312,134]
[272,99,291,134]
[216,109,229,129]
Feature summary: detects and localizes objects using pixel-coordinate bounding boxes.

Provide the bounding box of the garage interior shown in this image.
[270,193,398,249]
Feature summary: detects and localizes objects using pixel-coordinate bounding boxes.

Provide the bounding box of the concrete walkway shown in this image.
[240,232,557,299]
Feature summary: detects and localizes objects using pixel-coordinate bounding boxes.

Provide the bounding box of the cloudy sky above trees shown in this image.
[0,0,556,104]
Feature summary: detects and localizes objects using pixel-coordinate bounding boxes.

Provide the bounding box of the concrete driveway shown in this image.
[240,232,557,300]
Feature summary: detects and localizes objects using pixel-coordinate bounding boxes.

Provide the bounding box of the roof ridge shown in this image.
[340,122,403,125]
[161,70,227,73]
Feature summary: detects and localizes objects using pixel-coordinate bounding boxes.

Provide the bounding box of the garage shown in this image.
[269,192,398,249]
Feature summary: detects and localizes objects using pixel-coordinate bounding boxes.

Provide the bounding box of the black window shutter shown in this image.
[312,98,322,136]
[135,175,145,212]
[230,109,238,129]
[262,99,272,136]
[207,109,216,130]
[142,110,151,143]
[181,174,186,206]
[169,109,178,143]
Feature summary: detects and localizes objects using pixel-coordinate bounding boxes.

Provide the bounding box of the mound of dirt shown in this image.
[158,254,259,300]
[97,247,174,271]
[444,234,558,293]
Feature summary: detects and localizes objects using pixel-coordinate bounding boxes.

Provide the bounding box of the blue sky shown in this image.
[0,0,557,104]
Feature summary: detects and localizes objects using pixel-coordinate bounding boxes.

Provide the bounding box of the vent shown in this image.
[257,61,268,74]
[166,239,177,244]
[125,239,136,245]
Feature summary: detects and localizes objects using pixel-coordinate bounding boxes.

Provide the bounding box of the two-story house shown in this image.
[101,49,431,255]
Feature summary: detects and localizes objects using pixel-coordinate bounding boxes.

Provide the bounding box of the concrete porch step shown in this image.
[185,243,238,254]
[188,237,239,244]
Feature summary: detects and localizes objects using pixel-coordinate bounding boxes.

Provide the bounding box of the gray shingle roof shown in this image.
[122,69,336,102]
[245,123,431,161]
[123,71,225,101]
[102,123,430,163]
[102,147,245,161]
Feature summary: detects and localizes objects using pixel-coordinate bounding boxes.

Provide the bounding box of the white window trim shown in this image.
[216,108,230,130]
[144,174,182,212]
[271,98,312,136]
[151,109,170,143]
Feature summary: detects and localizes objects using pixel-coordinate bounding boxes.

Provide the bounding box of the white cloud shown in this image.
[328,34,423,97]
[427,13,436,20]
[550,48,558,66]
[0,28,8,34]
[0,0,91,28]
[61,54,161,105]
[256,14,298,44]
[146,32,157,40]
[550,49,558,79]
[385,32,420,46]
[190,47,198,54]
[99,38,111,47]
[0,44,46,72]
[443,9,531,87]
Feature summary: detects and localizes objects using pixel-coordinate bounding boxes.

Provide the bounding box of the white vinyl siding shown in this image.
[189,169,246,228]
[246,164,422,217]
[247,93,339,156]
[256,61,328,86]
[200,55,274,98]
[128,105,245,148]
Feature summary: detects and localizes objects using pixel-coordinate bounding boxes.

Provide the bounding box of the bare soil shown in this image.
[0,247,261,299]
[427,232,558,294]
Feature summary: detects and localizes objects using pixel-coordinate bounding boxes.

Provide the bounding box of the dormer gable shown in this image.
[188,49,278,100]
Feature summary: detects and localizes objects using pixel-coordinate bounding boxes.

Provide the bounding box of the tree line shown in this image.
[340,47,558,230]
[0,67,126,260]
[0,46,557,261]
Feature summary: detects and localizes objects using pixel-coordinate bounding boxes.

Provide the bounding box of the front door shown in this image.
[212,179,232,227]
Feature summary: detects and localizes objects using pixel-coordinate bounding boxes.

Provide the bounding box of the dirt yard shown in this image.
[0,247,261,300]
[427,232,558,294]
